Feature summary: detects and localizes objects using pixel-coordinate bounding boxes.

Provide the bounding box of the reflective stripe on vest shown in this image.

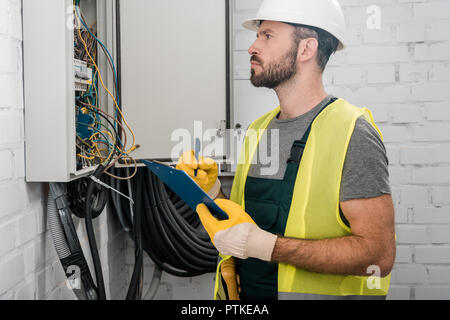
[214,254,229,300]
[213,98,391,300]
[278,292,387,300]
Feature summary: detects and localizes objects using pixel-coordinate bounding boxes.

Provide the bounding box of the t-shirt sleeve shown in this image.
[340,116,392,202]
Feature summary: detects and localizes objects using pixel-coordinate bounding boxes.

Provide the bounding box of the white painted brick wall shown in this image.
[0,0,127,300]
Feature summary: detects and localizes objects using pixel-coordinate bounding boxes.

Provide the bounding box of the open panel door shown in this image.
[119,0,229,162]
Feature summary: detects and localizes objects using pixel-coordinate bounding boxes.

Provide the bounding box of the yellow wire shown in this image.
[74,7,136,156]
[77,152,95,161]
[77,137,105,161]
[90,130,116,163]
[104,155,138,181]
[93,142,102,160]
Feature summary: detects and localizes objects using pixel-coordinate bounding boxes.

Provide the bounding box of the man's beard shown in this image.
[250,45,298,89]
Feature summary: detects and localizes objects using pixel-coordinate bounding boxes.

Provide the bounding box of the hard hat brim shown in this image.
[242,19,260,32]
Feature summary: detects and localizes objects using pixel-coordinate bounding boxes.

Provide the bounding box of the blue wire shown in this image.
[75,2,125,149]
[75,4,119,107]
[75,4,121,125]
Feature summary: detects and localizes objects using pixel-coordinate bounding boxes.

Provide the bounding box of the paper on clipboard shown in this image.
[142,160,229,220]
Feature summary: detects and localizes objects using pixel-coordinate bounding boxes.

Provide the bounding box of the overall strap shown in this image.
[287,97,338,165]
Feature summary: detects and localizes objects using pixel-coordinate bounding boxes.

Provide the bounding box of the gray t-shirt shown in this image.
[248,95,392,202]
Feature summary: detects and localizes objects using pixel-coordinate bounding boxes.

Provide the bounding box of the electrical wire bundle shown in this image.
[74,7,106,170]
[73,0,138,178]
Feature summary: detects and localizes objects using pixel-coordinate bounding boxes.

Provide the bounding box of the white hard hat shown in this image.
[242,0,347,51]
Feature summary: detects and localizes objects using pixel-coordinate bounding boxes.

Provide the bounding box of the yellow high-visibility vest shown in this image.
[214,98,391,299]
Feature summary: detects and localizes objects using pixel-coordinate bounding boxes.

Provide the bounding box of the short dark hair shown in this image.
[288,23,339,73]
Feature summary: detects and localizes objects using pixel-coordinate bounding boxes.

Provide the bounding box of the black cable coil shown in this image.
[109,167,218,279]
[67,175,108,219]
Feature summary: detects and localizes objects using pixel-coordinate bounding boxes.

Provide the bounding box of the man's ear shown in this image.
[297,38,319,63]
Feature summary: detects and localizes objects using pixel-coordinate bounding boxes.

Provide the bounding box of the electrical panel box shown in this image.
[23,0,115,182]
[23,0,232,182]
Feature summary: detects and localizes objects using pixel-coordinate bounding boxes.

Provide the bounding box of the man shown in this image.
[177,0,395,300]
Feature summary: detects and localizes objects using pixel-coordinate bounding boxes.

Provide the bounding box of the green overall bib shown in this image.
[237,98,338,300]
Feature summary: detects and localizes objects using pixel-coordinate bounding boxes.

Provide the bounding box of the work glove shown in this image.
[176,150,221,199]
[196,199,278,262]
